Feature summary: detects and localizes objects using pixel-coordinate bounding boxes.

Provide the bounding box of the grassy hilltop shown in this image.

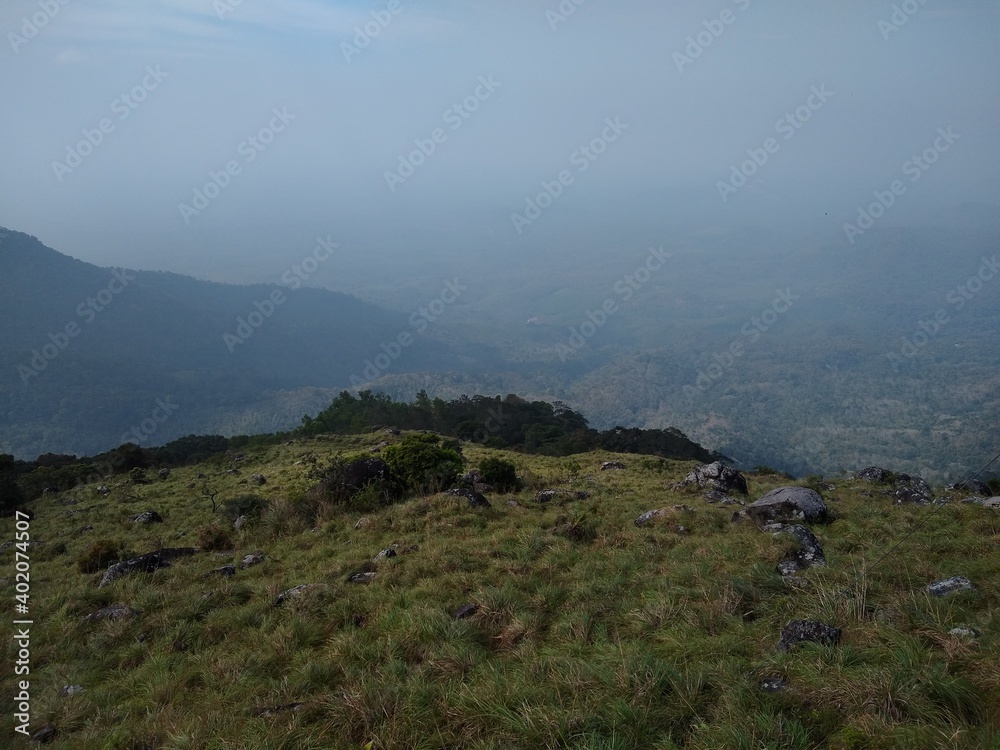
[2,430,999,749]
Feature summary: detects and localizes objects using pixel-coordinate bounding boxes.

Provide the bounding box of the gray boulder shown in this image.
[239,552,265,569]
[747,487,828,527]
[946,479,990,496]
[680,461,748,495]
[446,487,491,507]
[927,576,974,597]
[777,620,841,652]
[600,461,626,471]
[855,466,933,504]
[132,510,163,524]
[273,583,324,607]
[634,509,667,527]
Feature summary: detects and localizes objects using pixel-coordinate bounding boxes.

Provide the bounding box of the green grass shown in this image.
[2,433,998,749]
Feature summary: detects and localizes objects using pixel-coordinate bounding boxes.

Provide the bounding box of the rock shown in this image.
[855,466,895,483]
[132,510,163,525]
[760,678,786,693]
[446,487,491,508]
[253,702,303,717]
[600,461,626,471]
[99,547,199,587]
[96,485,110,496]
[473,482,494,494]
[535,489,590,503]
[203,564,236,578]
[59,685,83,697]
[947,479,991,496]
[233,515,248,530]
[634,509,667,527]
[348,571,376,584]
[978,497,1000,509]
[251,473,267,486]
[453,603,478,620]
[370,441,389,453]
[777,620,841,652]
[949,626,981,638]
[703,490,743,505]
[374,548,397,561]
[31,724,57,743]
[461,469,484,485]
[680,461,748,495]
[158,468,171,480]
[765,523,826,574]
[747,487,827,527]
[82,604,139,623]
[239,552,265,569]
[273,584,324,606]
[354,517,370,530]
[927,576,974,597]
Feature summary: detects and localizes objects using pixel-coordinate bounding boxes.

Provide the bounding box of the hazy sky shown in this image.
[2,0,998,287]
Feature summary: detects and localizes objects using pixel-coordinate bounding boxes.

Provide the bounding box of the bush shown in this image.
[478,457,521,493]
[197,524,233,551]
[220,493,268,522]
[382,434,463,495]
[77,538,131,574]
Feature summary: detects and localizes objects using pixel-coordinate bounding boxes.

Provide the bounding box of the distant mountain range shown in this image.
[0,228,497,458]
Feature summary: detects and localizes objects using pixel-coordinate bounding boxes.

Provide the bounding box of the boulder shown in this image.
[855,466,894,483]
[764,523,826,575]
[949,626,981,638]
[446,487,491,508]
[374,548,397,561]
[600,461,626,471]
[680,461,748,495]
[239,552,265,569]
[981,497,1000,509]
[251,473,267,486]
[157,468,171,480]
[233,515,248,531]
[927,576,974,597]
[855,466,933,504]
[777,619,841,652]
[132,510,163,524]
[99,547,199,587]
[703,490,743,505]
[947,479,991,497]
[747,487,828,527]
[634,509,667,527]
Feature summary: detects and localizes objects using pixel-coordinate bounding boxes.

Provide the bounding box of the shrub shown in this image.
[220,493,268,523]
[197,524,233,551]
[478,457,521,493]
[77,538,131,574]
[382,434,463,495]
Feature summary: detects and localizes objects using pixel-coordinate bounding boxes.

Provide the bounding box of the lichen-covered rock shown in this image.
[680,461,748,495]
[927,576,974,597]
[747,487,827,527]
[764,523,826,575]
[239,552,265,569]
[777,619,841,651]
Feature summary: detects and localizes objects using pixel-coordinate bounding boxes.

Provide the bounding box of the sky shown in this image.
[1,0,999,291]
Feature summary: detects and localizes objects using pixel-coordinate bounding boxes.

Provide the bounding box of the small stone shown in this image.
[777,619,841,651]
[453,603,478,620]
[204,564,236,578]
[251,473,267,486]
[239,552,265,569]
[132,510,163,525]
[82,605,139,623]
[354,517,370,530]
[927,576,974,597]
[273,584,323,606]
[31,724,57,743]
[158,468,171,480]
[253,702,303,718]
[634,509,667,527]
[348,571,376,584]
[760,678,786,693]
[949,626,981,638]
[59,685,83,697]
[374,548,397,561]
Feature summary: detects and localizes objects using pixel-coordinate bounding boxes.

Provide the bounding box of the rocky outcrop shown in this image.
[747,487,828,527]
[855,466,933,504]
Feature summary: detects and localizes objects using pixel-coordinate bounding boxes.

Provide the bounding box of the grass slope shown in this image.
[2,433,999,749]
